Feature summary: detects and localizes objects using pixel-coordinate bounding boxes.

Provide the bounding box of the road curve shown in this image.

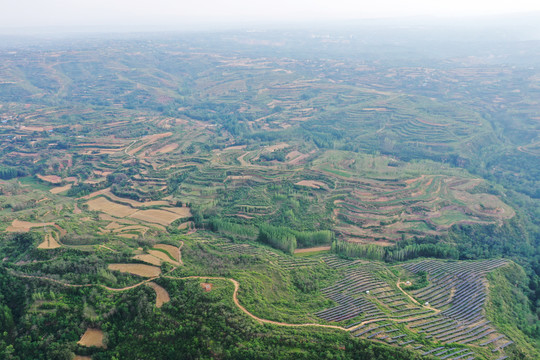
[11,270,432,333]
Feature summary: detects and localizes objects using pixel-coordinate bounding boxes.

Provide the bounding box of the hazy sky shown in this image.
[2,0,540,30]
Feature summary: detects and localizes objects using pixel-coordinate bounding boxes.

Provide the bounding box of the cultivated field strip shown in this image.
[212,241,320,269]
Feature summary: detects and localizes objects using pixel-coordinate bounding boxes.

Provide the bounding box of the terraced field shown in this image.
[0,36,537,360]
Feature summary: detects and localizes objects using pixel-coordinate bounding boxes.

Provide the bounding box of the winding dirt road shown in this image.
[12,269,435,333]
[10,243,438,333]
[396,280,441,313]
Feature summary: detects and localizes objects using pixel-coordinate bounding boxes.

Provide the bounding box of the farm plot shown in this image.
[148,249,180,265]
[37,232,61,249]
[49,184,72,194]
[129,209,184,226]
[133,254,162,266]
[108,264,161,278]
[87,197,137,217]
[153,244,181,262]
[146,282,170,308]
[78,328,105,348]
[36,174,62,184]
[126,132,173,156]
[329,173,513,242]
[6,220,56,232]
[152,143,179,155]
[87,193,189,227]
[295,180,327,189]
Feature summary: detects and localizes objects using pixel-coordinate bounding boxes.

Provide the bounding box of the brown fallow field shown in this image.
[153,244,181,262]
[49,184,72,194]
[152,143,178,155]
[36,174,62,184]
[132,254,162,266]
[37,232,61,249]
[108,264,161,277]
[146,282,170,308]
[77,328,106,348]
[6,220,55,232]
[295,180,327,189]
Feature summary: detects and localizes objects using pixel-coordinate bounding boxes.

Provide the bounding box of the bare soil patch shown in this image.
[286,150,303,160]
[223,145,247,151]
[102,190,169,207]
[163,207,192,217]
[117,234,138,239]
[113,225,149,234]
[129,209,183,226]
[154,143,178,154]
[37,174,62,184]
[153,244,180,262]
[265,143,289,152]
[126,132,172,156]
[87,197,137,217]
[404,175,425,185]
[148,250,180,265]
[81,188,110,200]
[178,221,193,230]
[201,283,213,292]
[50,184,72,194]
[78,328,105,348]
[133,254,162,266]
[295,180,326,189]
[146,282,170,308]
[37,233,61,249]
[294,246,331,254]
[108,264,161,278]
[6,220,55,232]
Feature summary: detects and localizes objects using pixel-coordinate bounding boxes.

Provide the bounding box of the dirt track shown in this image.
[10,251,435,333]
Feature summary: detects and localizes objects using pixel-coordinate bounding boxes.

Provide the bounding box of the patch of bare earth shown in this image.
[153,244,181,262]
[146,282,170,308]
[108,264,161,277]
[6,220,55,232]
[78,328,105,348]
[153,143,178,154]
[223,145,247,151]
[295,180,326,189]
[37,174,62,184]
[87,197,137,217]
[294,246,331,254]
[148,250,180,266]
[37,233,61,249]
[264,143,289,152]
[133,254,162,266]
[128,209,184,226]
[50,184,72,194]
[201,283,213,292]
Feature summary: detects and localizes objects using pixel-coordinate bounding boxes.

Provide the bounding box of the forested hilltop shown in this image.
[0,24,538,359]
